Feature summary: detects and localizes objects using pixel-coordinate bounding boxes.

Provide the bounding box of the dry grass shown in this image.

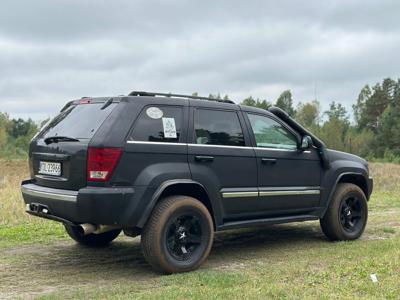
[370,162,400,193]
[0,160,34,225]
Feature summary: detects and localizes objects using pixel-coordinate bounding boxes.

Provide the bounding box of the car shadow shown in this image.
[11,222,327,283]
[208,222,326,264]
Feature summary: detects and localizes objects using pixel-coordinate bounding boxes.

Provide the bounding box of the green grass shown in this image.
[35,237,400,299]
[0,222,67,247]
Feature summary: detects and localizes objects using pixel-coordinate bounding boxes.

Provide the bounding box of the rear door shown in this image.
[187,107,258,222]
[120,103,190,189]
[244,112,321,216]
[30,100,118,190]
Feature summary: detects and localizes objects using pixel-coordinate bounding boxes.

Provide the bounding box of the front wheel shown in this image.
[64,224,121,247]
[320,183,368,241]
[141,196,214,274]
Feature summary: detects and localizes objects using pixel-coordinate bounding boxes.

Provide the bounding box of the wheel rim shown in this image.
[165,214,203,261]
[339,194,364,232]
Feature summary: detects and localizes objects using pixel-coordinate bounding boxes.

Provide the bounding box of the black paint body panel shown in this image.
[22,95,373,230]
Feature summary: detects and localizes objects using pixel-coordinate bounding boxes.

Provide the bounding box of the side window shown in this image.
[194,109,245,146]
[247,114,298,150]
[130,106,183,143]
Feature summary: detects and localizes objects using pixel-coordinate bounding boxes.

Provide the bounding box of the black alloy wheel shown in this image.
[339,195,365,233]
[165,214,203,261]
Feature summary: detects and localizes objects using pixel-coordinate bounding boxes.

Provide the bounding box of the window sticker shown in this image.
[162,117,177,138]
[146,107,163,119]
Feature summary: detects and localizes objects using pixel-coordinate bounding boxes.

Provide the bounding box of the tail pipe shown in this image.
[78,224,120,235]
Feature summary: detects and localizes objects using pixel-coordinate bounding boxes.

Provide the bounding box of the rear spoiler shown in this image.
[60,97,117,112]
[268,106,331,169]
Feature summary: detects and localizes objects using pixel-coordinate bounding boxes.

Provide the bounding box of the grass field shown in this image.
[0,160,399,299]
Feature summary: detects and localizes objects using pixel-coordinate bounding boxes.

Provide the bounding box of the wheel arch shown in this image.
[322,172,369,217]
[137,180,219,229]
[337,173,368,199]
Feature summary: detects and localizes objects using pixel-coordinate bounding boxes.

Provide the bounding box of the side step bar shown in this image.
[218,215,319,231]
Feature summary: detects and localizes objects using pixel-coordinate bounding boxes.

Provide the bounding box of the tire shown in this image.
[141,195,214,274]
[320,183,368,241]
[64,224,121,247]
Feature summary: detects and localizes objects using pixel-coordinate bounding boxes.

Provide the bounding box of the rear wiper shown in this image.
[44,136,80,145]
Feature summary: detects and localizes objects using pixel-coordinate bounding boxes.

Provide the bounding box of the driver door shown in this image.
[244,112,322,217]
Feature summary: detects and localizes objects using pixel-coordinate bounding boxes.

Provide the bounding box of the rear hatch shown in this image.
[30,99,118,190]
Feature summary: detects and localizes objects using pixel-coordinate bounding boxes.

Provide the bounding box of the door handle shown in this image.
[261,158,277,164]
[195,155,214,162]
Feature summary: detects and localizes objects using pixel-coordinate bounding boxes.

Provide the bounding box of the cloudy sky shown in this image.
[0,0,399,121]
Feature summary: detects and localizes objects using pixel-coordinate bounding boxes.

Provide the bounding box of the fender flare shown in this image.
[322,171,368,216]
[136,179,216,228]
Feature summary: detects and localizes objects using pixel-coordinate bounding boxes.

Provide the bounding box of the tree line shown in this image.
[0,113,40,158]
[0,77,399,161]
[212,77,400,162]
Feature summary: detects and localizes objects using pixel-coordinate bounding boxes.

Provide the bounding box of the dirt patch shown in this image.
[1,216,399,299]
[0,223,321,298]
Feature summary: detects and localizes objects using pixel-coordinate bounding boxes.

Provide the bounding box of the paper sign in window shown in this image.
[162,117,177,138]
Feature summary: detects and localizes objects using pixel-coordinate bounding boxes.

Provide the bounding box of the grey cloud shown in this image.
[0,0,399,120]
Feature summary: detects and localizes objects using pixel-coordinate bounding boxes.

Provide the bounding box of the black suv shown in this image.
[21,92,373,273]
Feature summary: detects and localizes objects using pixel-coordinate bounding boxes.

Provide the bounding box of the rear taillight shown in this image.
[87,147,122,182]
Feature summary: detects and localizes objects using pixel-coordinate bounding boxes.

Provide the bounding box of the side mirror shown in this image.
[299,135,313,151]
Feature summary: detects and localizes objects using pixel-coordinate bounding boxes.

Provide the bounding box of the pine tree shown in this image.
[275,90,295,117]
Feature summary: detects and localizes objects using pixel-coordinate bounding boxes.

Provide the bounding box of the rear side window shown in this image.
[194,109,245,146]
[40,103,117,139]
[130,106,183,143]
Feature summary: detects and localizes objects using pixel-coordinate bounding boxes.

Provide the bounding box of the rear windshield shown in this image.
[39,103,117,139]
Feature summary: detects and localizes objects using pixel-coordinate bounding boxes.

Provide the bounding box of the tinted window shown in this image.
[194,109,245,146]
[40,103,117,139]
[247,114,297,150]
[130,106,183,143]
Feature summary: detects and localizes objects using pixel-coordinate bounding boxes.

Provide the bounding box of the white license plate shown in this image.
[38,161,62,176]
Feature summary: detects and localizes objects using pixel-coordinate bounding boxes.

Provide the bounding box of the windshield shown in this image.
[39,103,117,139]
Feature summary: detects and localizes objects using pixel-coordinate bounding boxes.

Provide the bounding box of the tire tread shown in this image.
[141,195,214,274]
[320,183,368,241]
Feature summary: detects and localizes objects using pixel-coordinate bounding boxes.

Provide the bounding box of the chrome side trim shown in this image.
[127,141,252,149]
[126,140,308,152]
[21,185,78,202]
[254,147,312,153]
[254,147,296,152]
[222,188,321,199]
[189,143,251,150]
[127,141,186,146]
[222,191,259,198]
[259,190,320,197]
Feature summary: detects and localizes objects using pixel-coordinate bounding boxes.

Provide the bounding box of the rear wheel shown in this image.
[320,183,368,241]
[141,196,214,274]
[64,224,121,247]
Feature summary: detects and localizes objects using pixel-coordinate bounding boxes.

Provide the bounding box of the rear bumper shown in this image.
[21,180,135,226]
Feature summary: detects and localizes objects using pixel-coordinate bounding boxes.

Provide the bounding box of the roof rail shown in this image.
[128,91,235,104]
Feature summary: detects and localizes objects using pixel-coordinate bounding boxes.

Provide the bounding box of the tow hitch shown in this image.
[25,203,76,226]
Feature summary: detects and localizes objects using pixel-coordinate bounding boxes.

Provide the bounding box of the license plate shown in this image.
[38,161,62,176]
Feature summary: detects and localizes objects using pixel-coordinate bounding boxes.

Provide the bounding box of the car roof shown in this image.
[120,94,274,116]
[239,104,274,116]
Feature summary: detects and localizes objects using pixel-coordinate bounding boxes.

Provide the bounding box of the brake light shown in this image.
[87,147,122,182]
[79,98,92,104]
